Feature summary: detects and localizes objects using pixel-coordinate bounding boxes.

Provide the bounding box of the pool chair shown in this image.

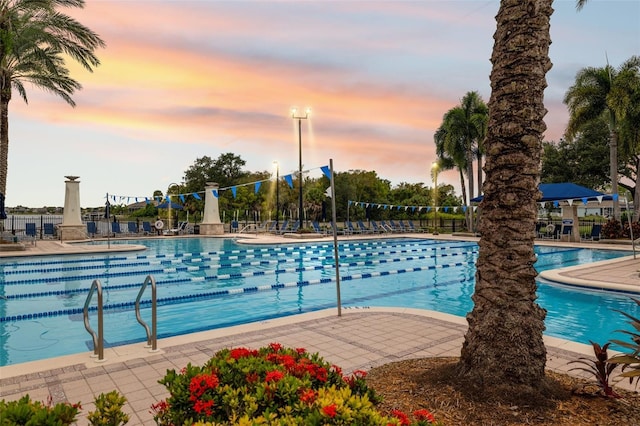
[87,221,98,237]
[289,221,300,233]
[390,220,406,232]
[127,221,138,234]
[582,224,602,241]
[380,220,396,232]
[357,220,372,234]
[276,220,290,234]
[142,221,152,235]
[43,223,56,238]
[346,221,362,235]
[267,221,278,233]
[25,223,37,244]
[370,220,385,233]
[111,221,123,236]
[312,221,325,234]
[407,220,423,233]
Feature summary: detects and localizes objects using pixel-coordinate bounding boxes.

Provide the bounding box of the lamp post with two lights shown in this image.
[291,107,311,228]
[431,162,439,235]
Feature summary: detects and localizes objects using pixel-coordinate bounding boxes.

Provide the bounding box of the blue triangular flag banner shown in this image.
[553,201,559,208]
[179,194,185,203]
[582,197,588,205]
[284,174,294,188]
[231,187,237,198]
[193,192,201,200]
[348,200,353,206]
[321,165,331,180]
[462,206,467,212]
[427,207,432,212]
[212,190,218,198]
[613,194,619,201]
[255,182,261,194]
[444,207,449,213]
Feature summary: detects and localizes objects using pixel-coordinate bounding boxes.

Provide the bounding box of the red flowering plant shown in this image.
[152,343,441,425]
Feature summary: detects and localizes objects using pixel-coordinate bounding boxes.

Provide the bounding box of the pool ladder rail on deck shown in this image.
[83,275,158,362]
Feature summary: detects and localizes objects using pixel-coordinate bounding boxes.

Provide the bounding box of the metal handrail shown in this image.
[83,279,104,361]
[135,275,157,351]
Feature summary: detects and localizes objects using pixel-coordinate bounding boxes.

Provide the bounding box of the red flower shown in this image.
[245,372,259,383]
[391,409,410,425]
[229,347,254,359]
[322,403,338,418]
[150,400,169,415]
[299,388,316,405]
[353,369,367,379]
[331,364,343,376]
[269,342,283,352]
[265,370,285,383]
[414,409,436,423]
[296,347,307,355]
[193,399,214,416]
[189,372,219,400]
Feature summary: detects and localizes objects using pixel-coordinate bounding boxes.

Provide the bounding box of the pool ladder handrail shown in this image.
[83,279,105,362]
[135,275,158,351]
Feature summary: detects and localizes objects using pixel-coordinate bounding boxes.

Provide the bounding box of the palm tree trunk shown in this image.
[633,156,640,222]
[456,0,552,401]
[0,82,9,200]
[466,149,475,231]
[609,127,620,220]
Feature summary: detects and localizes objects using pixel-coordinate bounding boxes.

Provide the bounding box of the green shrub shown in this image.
[87,390,129,425]
[609,297,640,387]
[0,394,80,425]
[152,343,441,425]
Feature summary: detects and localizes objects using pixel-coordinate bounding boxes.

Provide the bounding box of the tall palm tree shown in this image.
[0,0,104,217]
[456,0,553,401]
[434,120,468,206]
[434,91,487,230]
[564,56,640,220]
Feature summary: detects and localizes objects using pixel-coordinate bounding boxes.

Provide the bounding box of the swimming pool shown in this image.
[0,237,637,366]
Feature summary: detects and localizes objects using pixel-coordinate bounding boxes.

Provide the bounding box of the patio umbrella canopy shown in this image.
[157,201,183,210]
[471,182,612,203]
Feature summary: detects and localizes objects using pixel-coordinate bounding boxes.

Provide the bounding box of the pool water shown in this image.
[0,238,636,366]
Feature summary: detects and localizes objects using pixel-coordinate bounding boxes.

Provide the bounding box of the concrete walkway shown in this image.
[0,234,639,425]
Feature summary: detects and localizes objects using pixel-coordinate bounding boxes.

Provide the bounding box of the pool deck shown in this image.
[1,234,639,425]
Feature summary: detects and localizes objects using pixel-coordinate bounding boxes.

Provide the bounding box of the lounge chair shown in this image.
[111,222,123,236]
[370,220,386,233]
[380,220,395,232]
[44,223,56,238]
[407,220,423,233]
[142,221,152,235]
[357,220,372,234]
[346,221,361,234]
[25,223,37,243]
[583,224,602,241]
[391,220,406,232]
[312,221,325,234]
[276,220,290,234]
[289,221,300,233]
[127,221,138,234]
[267,221,278,233]
[87,221,98,237]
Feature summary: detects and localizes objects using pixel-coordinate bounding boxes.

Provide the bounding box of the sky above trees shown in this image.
[7,0,639,207]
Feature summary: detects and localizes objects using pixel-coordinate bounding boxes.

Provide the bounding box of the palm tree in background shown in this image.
[434,120,468,206]
[434,91,488,230]
[564,56,640,221]
[0,0,104,218]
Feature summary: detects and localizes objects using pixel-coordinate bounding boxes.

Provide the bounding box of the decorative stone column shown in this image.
[58,176,86,240]
[561,203,580,242]
[199,182,224,235]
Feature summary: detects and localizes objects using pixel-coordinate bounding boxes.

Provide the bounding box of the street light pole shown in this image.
[431,162,439,235]
[291,107,311,228]
[273,161,279,231]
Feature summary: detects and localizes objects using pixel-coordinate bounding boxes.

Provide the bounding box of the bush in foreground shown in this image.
[152,342,440,425]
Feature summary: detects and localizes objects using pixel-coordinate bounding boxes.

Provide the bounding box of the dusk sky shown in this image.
[7,0,639,208]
